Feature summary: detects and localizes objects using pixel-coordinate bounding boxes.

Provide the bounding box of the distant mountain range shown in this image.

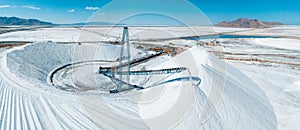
[0,17,55,26]
[0,16,285,28]
[216,18,284,28]
[0,16,122,26]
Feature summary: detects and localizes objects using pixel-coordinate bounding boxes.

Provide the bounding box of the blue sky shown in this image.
[0,0,299,25]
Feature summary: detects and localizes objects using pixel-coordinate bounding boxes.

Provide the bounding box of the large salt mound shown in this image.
[0,42,277,129]
[140,46,277,129]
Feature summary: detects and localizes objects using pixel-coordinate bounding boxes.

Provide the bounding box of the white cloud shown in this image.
[68,9,75,13]
[22,5,41,10]
[85,6,99,11]
[0,5,11,8]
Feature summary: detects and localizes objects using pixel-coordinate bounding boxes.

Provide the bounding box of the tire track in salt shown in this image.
[23,96,34,129]
[19,95,29,129]
[2,87,12,130]
[9,90,16,130]
[55,104,91,129]
[42,98,76,129]
[0,80,8,129]
[76,106,105,129]
[28,97,44,130]
[32,97,63,129]
[14,93,20,130]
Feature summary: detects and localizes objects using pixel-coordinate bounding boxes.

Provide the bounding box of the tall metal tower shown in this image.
[117,27,131,91]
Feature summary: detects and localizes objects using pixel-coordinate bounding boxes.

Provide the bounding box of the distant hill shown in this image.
[0,17,55,26]
[216,18,284,28]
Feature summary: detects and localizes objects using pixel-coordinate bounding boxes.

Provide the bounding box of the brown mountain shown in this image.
[216,18,284,28]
